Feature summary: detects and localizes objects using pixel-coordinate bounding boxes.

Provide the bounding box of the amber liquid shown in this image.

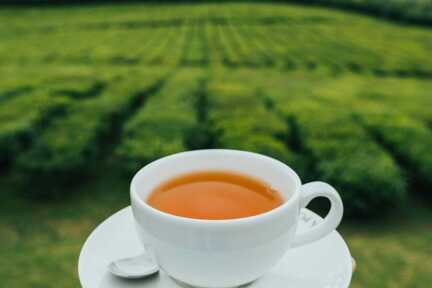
[146,170,284,220]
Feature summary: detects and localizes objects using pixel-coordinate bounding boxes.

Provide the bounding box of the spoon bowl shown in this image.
[109,253,159,279]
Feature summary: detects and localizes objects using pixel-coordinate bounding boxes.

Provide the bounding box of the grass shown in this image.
[1,2,432,287]
[0,166,128,288]
[344,204,432,288]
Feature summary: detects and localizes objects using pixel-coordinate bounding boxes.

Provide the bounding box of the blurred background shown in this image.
[1,0,431,287]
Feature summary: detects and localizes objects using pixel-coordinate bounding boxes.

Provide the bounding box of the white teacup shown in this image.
[131,149,343,288]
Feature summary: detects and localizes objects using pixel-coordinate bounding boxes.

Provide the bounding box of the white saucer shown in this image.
[79,207,352,288]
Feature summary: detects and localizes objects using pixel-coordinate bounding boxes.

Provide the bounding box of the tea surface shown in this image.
[146,170,284,220]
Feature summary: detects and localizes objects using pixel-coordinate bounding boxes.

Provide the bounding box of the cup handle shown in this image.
[291,181,344,248]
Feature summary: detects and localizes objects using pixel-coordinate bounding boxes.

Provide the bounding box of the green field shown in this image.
[1,2,432,287]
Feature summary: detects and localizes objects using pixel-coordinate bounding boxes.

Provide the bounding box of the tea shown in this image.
[146,170,284,220]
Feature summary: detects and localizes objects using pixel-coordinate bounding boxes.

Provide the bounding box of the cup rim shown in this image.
[130,149,302,226]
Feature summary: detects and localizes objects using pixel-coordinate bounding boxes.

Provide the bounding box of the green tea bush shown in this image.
[117,70,205,172]
[359,113,432,191]
[0,85,33,103]
[3,3,432,74]
[260,72,408,216]
[214,25,242,66]
[235,24,275,66]
[287,0,432,25]
[207,82,301,171]
[164,24,189,66]
[16,70,166,186]
[223,21,274,67]
[143,28,177,65]
[0,90,70,165]
[250,70,432,216]
[6,0,432,27]
[294,108,407,216]
[224,22,256,67]
[46,78,105,100]
[181,23,209,66]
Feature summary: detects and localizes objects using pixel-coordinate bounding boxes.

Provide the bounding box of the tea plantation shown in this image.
[0,3,432,287]
[287,0,432,25]
[2,3,432,215]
